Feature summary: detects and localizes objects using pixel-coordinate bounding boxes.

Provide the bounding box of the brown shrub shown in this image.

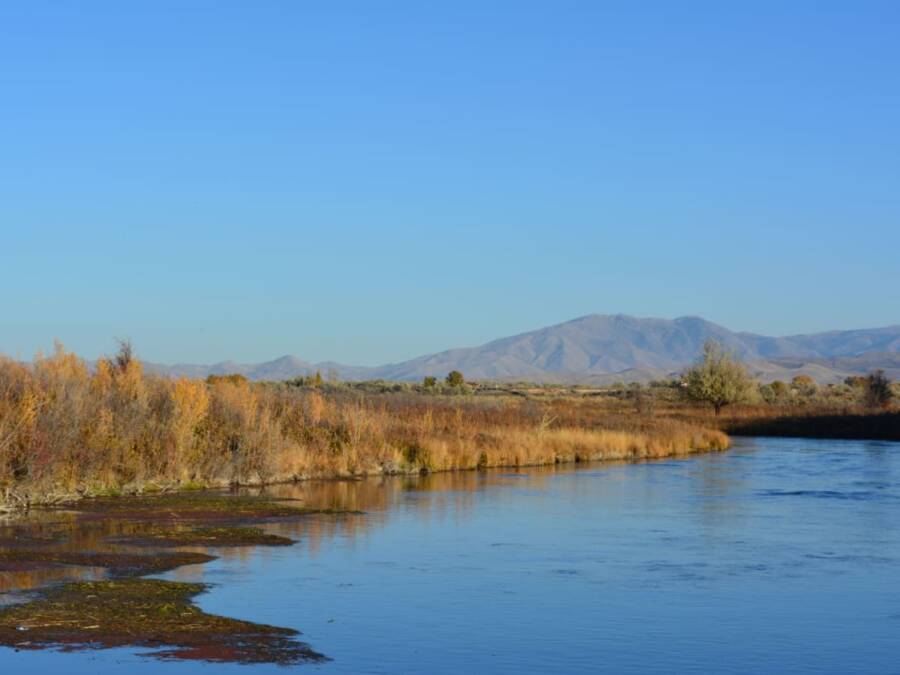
[0,346,730,508]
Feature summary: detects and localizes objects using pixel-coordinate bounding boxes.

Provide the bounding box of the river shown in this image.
[3,436,899,673]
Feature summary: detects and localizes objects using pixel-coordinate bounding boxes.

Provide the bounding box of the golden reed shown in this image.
[0,345,728,508]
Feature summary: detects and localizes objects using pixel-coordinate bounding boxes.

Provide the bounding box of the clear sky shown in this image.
[2,1,898,365]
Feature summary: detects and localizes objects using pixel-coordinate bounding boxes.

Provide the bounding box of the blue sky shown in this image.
[2,1,898,365]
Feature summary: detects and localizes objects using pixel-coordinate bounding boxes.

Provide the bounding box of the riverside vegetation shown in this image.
[0,342,728,510]
[0,341,896,665]
[2,339,896,510]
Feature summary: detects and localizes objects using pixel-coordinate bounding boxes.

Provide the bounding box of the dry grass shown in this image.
[0,345,728,508]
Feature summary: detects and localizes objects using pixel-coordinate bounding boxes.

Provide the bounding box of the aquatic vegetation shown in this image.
[0,550,215,576]
[0,579,325,664]
[117,525,295,548]
[0,489,353,662]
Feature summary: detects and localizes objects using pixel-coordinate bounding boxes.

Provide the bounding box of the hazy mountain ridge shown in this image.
[143,315,900,384]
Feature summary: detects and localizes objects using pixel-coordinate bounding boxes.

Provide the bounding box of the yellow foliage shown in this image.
[0,343,730,507]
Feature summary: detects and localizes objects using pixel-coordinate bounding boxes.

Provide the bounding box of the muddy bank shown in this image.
[0,578,324,664]
[0,550,215,576]
[0,491,355,664]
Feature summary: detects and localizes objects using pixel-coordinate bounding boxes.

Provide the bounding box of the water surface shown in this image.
[3,437,900,673]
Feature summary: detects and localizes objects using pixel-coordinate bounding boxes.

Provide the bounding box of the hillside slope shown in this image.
[143,315,900,383]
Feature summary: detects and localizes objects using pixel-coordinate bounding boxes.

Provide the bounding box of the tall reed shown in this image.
[0,345,728,508]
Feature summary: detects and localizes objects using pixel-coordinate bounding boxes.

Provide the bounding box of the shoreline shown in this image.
[1,429,729,513]
[5,436,900,665]
[0,494,343,664]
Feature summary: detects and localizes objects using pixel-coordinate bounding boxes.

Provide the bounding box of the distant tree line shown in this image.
[683,340,894,414]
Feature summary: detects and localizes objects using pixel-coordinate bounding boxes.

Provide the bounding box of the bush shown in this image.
[0,343,731,508]
[206,374,248,386]
[629,383,653,415]
[791,374,818,397]
[864,370,893,409]
[845,375,867,389]
[445,371,465,387]
[759,380,789,404]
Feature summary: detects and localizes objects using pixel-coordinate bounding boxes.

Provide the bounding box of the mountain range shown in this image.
[143,315,900,385]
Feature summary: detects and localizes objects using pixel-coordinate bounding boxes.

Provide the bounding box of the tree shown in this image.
[771,380,788,396]
[791,374,818,396]
[844,375,866,389]
[864,370,893,409]
[759,379,788,404]
[445,370,465,387]
[113,338,134,373]
[683,340,753,415]
[423,376,437,388]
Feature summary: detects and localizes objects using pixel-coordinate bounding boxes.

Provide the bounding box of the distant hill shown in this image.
[143,314,900,384]
[145,355,375,383]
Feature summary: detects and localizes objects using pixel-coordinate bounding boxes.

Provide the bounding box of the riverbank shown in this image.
[720,410,900,441]
[6,344,899,512]
[0,347,728,510]
[1,422,730,510]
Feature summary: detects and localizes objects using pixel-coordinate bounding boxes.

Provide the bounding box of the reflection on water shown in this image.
[0,565,107,598]
[3,437,900,674]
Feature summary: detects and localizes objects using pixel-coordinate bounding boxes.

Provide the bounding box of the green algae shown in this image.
[0,578,325,664]
[118,526,295,548]
[0,550,215,576]
[0,489,359,663]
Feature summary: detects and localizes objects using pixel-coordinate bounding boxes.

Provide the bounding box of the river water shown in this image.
[3,436,899,673]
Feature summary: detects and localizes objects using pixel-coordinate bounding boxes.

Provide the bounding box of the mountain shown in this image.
[366,315,900,383]
[143,315,900,384]
[144,355,375,382]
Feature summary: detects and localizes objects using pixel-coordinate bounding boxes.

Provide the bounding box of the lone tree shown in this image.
[684,340,752,415]
[864,369,893,409]
[445,370,465,387]
[113,338,135,372]
[423,376,437,388]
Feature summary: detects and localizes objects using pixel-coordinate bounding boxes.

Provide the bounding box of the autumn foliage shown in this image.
[0,344,729,508]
